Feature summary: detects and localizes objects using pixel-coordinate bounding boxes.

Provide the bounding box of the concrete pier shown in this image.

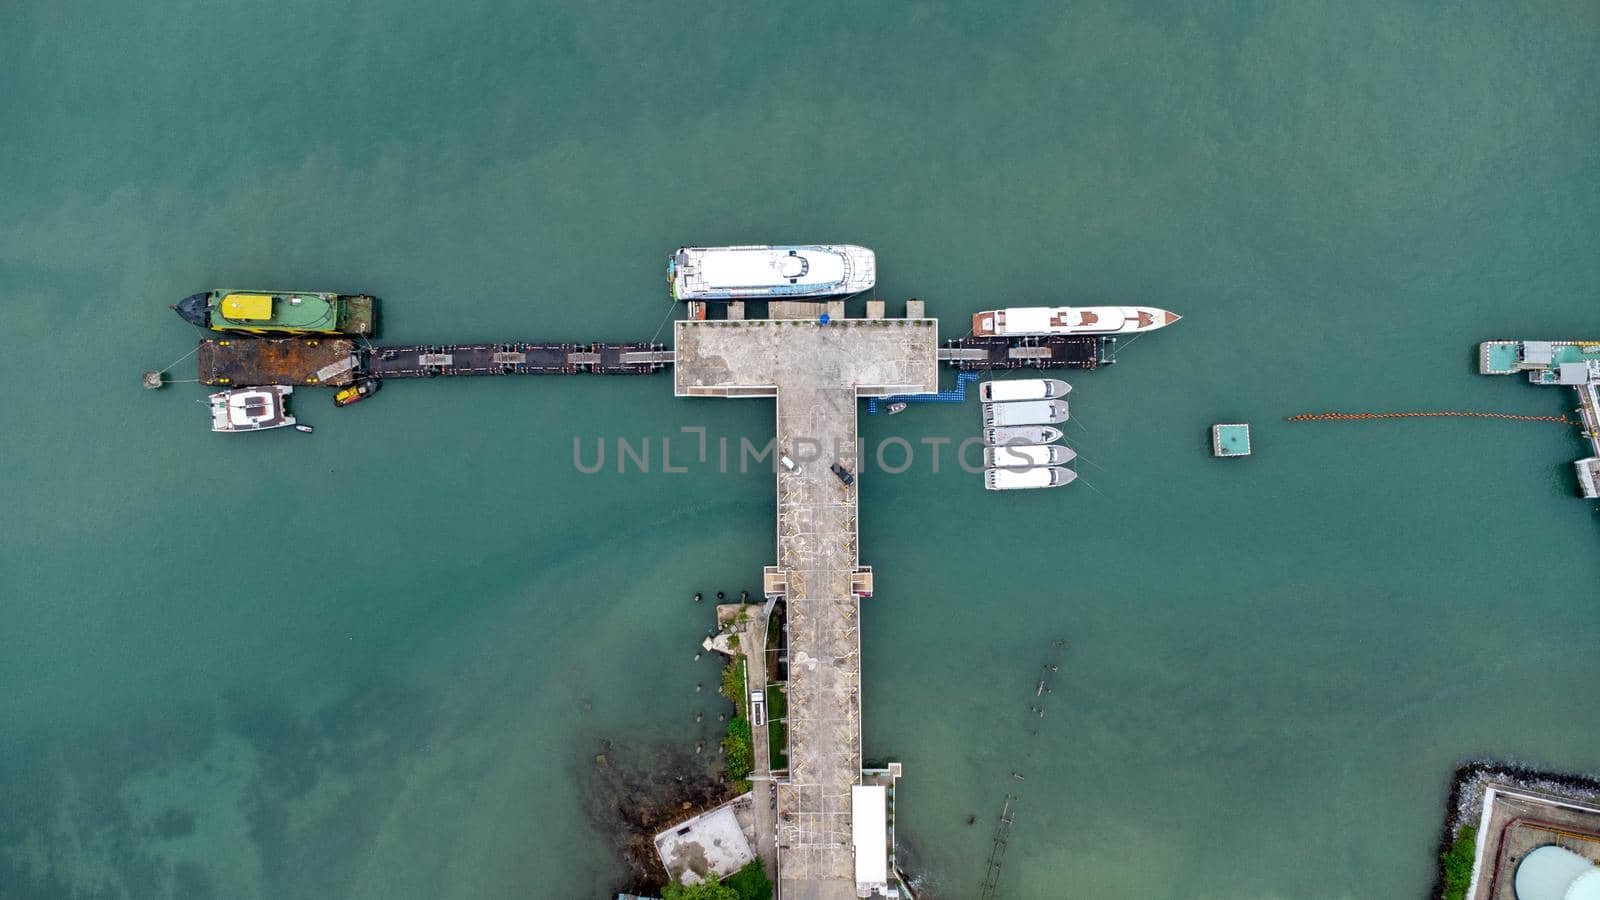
[675,317,938,899]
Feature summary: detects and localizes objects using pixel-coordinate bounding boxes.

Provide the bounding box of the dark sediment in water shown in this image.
[578,736,738,894]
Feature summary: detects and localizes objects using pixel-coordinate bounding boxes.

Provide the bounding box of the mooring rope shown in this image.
[157,344,199,374]
[1286,411,1574,424]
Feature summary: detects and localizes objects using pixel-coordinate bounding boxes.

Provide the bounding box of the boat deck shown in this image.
[674,317,938,898]
[197,338,358,387]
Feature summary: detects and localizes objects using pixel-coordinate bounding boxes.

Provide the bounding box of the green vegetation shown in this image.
[717,658,754,789]
[767,718,787,771]
[660,858,771,900]
[723,716,753,789]
[765,684,788,770]
[720,659,746,704]
[723,859,773,900]
[662,878,738,900]
[1440,825,1477,900]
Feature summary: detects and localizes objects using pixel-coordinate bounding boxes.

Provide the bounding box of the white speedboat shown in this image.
[984,466,1077,491]
[208,386,297,433]
[984,444,1077,468]
[979,378,1071,403]
[983,425,1063,446]
[669,245,876,300]
[972,306,1181,337]
[983,400,1069,426]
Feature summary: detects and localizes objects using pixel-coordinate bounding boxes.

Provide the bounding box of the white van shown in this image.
[749,689,766,728]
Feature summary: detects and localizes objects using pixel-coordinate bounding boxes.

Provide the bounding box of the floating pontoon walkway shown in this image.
[941,335,1111,370]
[369,342,669,377]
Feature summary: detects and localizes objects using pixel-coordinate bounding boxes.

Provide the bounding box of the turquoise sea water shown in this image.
[4,1,1599,897]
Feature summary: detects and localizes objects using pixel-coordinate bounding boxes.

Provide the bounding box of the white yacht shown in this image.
[983,425,1064,446]
[983,444,1077,469]
[979,378,1071,403]
[985,466,1077,491]
[208,386,297,433]
[669,245,876,300]
[983,400,1069,427]
[972,306,1181,337]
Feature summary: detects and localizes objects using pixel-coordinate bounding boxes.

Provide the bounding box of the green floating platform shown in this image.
[1212,423,1252,458]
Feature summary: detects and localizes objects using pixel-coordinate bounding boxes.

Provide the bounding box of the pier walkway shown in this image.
[675,318,938,900]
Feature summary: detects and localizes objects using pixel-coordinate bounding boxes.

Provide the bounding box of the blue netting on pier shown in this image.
[867,372,979,415]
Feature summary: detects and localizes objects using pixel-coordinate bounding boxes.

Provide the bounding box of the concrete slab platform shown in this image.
[654,794,757,886]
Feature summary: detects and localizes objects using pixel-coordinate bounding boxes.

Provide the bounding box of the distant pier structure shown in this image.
[1480,340,1600,497]
[674,314,938,899]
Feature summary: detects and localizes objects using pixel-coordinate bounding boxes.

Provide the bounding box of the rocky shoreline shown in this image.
[1429,760,1600,898]
[580,737,741,895]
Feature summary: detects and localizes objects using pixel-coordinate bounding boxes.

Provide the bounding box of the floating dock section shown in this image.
[942,336,1109,370]
[368,341,669,378]
[1479,339,1600,498]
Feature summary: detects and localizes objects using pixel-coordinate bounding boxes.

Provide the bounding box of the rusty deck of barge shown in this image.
[198,338,359,386]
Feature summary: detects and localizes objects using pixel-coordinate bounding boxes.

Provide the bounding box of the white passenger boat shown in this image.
[985,466,1077,491]
[983,425,1063,446]
[978,378,1071,403]
[971,306,1181,337]
[669,245,876,300]
[208,386,297,433]
[983,399,1069,427]
[984,444,1077,468]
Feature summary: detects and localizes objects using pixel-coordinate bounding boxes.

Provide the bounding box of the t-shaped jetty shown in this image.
[675,317,939,899]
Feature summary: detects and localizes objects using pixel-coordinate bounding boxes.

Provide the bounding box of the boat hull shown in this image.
[984,444,1077,468]
[209,385,296,432]
[983,425,1064,446]
[984,466,1077,490]
[978,378,1071,403]
[174,290,376,337]
[669,245,876,300]
[972,306,1180,337]
[982,400,1069,426]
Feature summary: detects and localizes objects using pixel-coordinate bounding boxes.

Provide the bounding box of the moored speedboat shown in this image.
[983,399,1069,427]
[983,425,1063,446]
[333,380,381,407]
[971,306,1180,337]
[208,386,297,433]
[669,245,876,300]
[983,444,1077,468]
[978,378,1071,403]
[885,401,908,415]
[174,289,376,337]
[984,466,1077,491]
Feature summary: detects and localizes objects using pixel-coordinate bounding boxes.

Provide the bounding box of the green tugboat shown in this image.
[173,289,376,337]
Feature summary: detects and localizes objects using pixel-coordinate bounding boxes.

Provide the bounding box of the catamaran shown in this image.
[208,386,298,433]
[669,245,876,300]
[971,306,1181,337]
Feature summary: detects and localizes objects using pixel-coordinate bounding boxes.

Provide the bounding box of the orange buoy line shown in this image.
[1285,411,1575,424]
